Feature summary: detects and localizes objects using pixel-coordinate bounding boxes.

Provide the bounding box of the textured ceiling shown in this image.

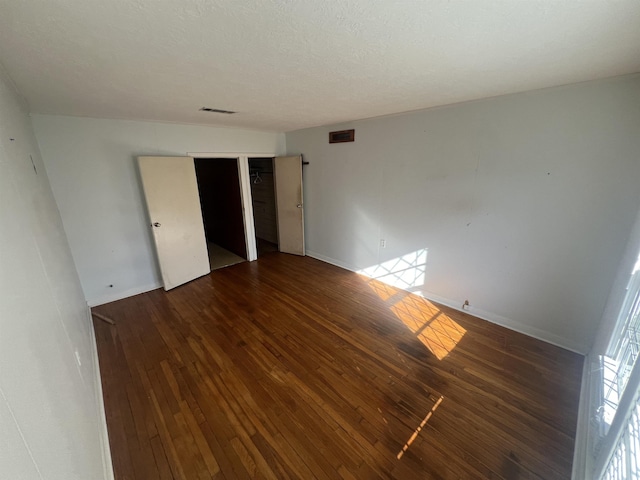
[0,0,639,132]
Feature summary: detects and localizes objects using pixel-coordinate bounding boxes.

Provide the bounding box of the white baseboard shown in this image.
[418,290,586,354]
[87,282,162,307]
[306,250,359,272]
[87,307,114,480]
[306,250,586,354]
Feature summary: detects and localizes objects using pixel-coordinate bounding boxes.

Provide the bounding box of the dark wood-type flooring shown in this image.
[94,253,583,479]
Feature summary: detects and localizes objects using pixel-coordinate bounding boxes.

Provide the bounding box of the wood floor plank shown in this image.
[149,434,175,480]
[94,253,583,479]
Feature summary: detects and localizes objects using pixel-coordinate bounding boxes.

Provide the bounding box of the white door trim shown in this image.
[188,152,277,262]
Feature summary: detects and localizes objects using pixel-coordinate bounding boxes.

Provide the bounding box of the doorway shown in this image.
[138,153,304,290]
[248,157,279,258]
[194,158,247,271]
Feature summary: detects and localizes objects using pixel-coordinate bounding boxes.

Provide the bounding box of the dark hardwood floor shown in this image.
[94,253,583,479]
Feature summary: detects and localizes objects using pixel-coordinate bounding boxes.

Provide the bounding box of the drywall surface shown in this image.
[287,75,640,353]
[32,114,285,305]
[0,67,110,478]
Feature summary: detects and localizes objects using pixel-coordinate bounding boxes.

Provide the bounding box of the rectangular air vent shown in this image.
[199,107,236,114]
[329,129,355,143]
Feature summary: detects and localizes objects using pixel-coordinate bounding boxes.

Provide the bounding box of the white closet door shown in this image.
[138,156,210,290]
[274,155,305,256]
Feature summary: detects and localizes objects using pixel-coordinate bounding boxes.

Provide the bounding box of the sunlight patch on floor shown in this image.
[391,295,466,360]
[397,396,444,459]
[359,249,466,360]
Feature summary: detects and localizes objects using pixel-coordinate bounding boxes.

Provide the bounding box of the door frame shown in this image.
[188,152,277,262]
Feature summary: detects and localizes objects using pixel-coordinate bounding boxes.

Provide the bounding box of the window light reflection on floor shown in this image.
[358,249,466,360]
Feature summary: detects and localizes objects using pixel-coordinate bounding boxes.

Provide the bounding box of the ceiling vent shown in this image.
[199,107,236,114]
[329,129,355,143]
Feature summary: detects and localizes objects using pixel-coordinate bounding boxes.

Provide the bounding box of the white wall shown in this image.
[287,74,640,353]
[0,66,110,478]
[32,115,285,306]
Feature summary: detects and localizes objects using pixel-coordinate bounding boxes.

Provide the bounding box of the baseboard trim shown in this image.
[420,290,585,354]
[87,282,162,307]
[306,251,359,273]
[88,308,114,480]
[306,250,586,354]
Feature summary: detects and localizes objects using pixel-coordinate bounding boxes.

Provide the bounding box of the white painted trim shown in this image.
[592,208,640,355]
[306,250,585,354]
[572,355,593,480]
[87,282,161,307]
[188,152,278,158]
[593,356,640,478]
[187,152,278,263]
[420,292,586,354]
[306,250,360,272]
[87,307,114,480]
[237,157,258,261]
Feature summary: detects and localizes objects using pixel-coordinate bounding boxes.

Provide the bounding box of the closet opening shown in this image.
[194,158,247,271]
[248,157,279,258]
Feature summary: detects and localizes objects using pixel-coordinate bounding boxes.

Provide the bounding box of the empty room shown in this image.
[1,1,640,479]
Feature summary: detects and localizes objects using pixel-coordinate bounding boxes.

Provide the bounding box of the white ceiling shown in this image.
[0,1,639,132]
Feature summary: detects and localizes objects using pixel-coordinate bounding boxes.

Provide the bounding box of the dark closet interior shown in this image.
[249,158,279,257]
[194,158,247,260]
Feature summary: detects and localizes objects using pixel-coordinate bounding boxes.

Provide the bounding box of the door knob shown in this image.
[296,204,302,208]
[152,222,161,227]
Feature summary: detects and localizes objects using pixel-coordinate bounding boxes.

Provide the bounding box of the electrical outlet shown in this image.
[380,239,386,248]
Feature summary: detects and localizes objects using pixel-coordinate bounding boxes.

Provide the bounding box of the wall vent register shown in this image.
[329,129,355,143]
